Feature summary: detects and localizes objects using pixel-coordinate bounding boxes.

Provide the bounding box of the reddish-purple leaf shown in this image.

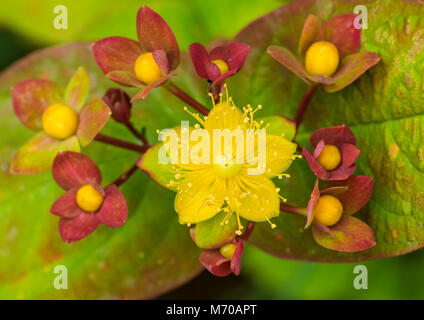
[136,6,180,70]
[130,71,175,101]
[92,36,142,74]
[312,215,376,252]
[299,14,322,58]
[12,79,63,131]
[199,250,231,277]
[50,188,82,218]
[324,51,381,93]
[305,178,319,228]
[303,147,329,179]
[227,42,250,70]
[322,13,361,59]
[97,185,128,228]
[230,240,245,276]
[106,70,144,87]
[267,45,312,84]
[325,175,373,215]
[188,43,209,79]
[152,49,169,74]
[76,98,111,147]
[310,125,356,147]
[59,212,100,243]
[52,151,102,190]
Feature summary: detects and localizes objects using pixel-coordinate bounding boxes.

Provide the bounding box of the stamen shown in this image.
[235,212,243,235]
[278,174,291,179]
[275,187,287,202]
[208,93,216,108]
[224,83,229,104]
[266,218,277,229]
[183,106,206,127]
[290,154,303,160]
[220,207,233,226]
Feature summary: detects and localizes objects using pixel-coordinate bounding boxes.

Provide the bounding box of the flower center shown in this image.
[317,144,341,171]
[211,59,229,75]
[42,103,78,140]
[134,52,163,84]
[213,154,241,178]
[220,243,237,258]
[313,194,343,226]
[76,184,104,212]
[305,41,339,77]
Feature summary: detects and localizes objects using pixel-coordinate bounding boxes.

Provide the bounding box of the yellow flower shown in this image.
[164,87,298,234]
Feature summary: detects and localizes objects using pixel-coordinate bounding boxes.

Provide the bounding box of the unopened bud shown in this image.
[103,88,132,123]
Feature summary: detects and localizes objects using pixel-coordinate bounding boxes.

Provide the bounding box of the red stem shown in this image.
[112,164,138,187]
[294,84,318,132]
[280,203,306,216]
[94,134,148,153]
[165,81,209,116]
[124,122,149,146]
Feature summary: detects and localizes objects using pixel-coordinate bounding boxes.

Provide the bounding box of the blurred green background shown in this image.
[1,0,424,299]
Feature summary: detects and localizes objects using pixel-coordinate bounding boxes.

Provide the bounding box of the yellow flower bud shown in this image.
[134,52,163,84]
[317,144,342,171]
[305,41,339,77]
[211,59,229,75]
[220,243,237,258]
[76,184,104,212]
[42,103,78,140]
[314,195,343,226]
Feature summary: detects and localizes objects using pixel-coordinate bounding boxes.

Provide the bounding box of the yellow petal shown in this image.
[174,175,226,224]
[231,174,280,222]
[264,135,297,178]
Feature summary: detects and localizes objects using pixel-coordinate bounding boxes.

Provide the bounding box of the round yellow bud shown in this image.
[220,243,237,259]
[305,41,339,77]
[313,195,343,226]
[76,184,104,212]
[42,103,78,140]
[211,59,229,75]
[213,154,241,178]
[134,52,163,84]
[317,144,342,171]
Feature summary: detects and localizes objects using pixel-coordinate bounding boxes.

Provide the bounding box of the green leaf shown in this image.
[76,98,111,147]
[10,132,80,174]
[137,142,177,192]
[64,66,90,111]
[231,0,424,261]
[192,211,238,249]
[0,42,202,298]
[257,115,296,140]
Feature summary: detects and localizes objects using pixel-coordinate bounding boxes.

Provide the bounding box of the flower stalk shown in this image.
[294,84,318,131]
[280,203,306,216]
[164,81,209,115]
[124,122,149,146]
[94,134,148,153]
[112,164,139,187]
